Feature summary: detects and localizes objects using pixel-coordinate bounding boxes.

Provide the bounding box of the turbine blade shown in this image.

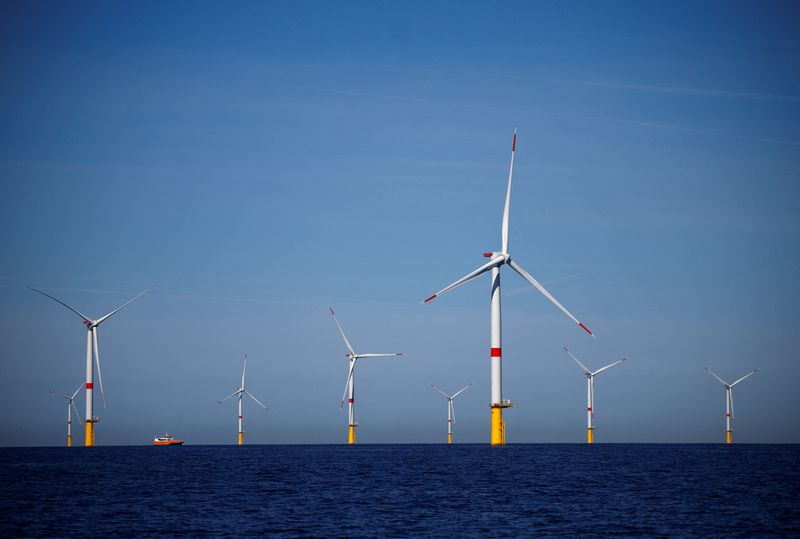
[592,357,627,376]
[357,353,404,358]
[71,401,81,424]
[731,369,758,387]
[241,353,248,389]
[27,286,91,323]
[340,359,356,409]
[94,288,149,326]
[591,377,595,420]
[704,367,729,387]
[451,383,472,399]
[70,383,82,400]
[329,307,356,356]
[422,257,502,303]
[508,259,594,337]
[501,130,516,253]
[49,390,70,400]
[218,389,241,404]
[92,328,106,408]
[451,400,456,424]
[562,346,591,375]
[431,384,451,399]
[729,389,736,425]
[245,390,270,412]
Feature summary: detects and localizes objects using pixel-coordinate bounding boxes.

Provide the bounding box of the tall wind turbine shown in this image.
[431,383,471,444]
[422,132,594,445]
[330,307,403,445]
[704,366,758,444]
[218,353,270,445]
[28,286,148,446]
[562,346,626,444]
[50,384,82,447]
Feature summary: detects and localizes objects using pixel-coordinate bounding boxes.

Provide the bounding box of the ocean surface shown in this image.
[1,444,798,537]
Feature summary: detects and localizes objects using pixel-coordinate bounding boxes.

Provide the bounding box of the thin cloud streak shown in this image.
[283,83,800,147]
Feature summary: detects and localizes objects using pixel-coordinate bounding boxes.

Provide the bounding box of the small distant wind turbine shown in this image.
[704,366,758,444]
[28,286,149,446]
[563,346,627,444]
[431,384,471,444]
[218,353,270,445]
[330,307,403,445]
[50,384,82,447]
[423,132,594,445]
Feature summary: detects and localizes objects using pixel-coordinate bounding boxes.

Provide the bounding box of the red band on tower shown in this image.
[587,407,592,411]
[85,383,93,389]
[348,398,354,403]
[491,348,502,357]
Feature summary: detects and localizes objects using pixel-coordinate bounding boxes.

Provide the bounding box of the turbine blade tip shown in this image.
[423,294,437,303]
[512,132,516,151]
[579,322,593,336]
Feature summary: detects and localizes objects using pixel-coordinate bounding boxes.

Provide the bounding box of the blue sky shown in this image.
[1,1,798,445]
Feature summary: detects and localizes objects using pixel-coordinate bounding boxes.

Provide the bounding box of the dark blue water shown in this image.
[1,444,798,537]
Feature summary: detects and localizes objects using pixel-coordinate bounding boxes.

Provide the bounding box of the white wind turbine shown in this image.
[218,353,270,445]
[562,346,626,444]
[431,383,471,444]
[50,384,82,447]
[704,366,758,444]
[28,286,149,446]
[423,131,594,445]
[330,307,403,445]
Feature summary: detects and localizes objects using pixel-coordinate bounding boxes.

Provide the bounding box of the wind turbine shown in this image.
[50,384,82,447]
[704,366,758,444]
[330,307,403,445]
[28,286,149,446]
[422,131,594,445]
[218,353,270,445]
[431,383,471,444]
[562,346,626,444]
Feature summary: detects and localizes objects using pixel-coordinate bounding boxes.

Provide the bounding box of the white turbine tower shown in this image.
[29,286,149,446]
[704,366,758,444]
[50,384,82,447]
[422,131,594,445]
[330,307,403,445]
[562,346,626,444]
[218,353,270,445]
[431,383,471,444]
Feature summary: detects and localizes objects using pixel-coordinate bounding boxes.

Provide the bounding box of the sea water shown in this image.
[1,444,798,537]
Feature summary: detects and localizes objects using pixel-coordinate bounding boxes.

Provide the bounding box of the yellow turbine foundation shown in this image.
[238,432,244,445]
[67,435,72,447]
[85,420,93,447]
[491,405,505,446]
[587,428,594,444]
[348,424,356,445]
[447,433,453,445]
[726,431,732,444]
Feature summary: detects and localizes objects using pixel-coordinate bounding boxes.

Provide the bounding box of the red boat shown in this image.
[152,433,184,446]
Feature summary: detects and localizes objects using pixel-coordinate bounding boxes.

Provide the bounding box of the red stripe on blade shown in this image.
[512,133,516,151]
[424,294,437,303]
[491,348,502,357]
[579,322,593,336]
